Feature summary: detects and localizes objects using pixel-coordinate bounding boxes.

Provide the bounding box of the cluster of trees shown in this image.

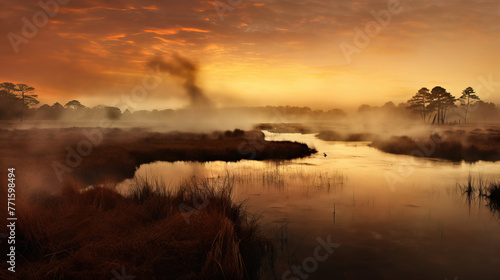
[0,84,349,122]
[407,86,480,124]
[3,81,500,124]
[0,82,122,121]
[36,100,122,120]
[0,82,39,121]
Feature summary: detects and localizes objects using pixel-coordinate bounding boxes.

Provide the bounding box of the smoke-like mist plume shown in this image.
[148,53,212,108]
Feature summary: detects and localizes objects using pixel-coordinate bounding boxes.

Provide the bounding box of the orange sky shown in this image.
[1,0,499,110]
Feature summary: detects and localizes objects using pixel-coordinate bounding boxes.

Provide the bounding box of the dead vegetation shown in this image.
[0,128,316,189]
[370,128,500,162]
[0,176,273,280]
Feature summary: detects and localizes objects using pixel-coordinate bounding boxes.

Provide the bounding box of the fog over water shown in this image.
[117,131,500,280]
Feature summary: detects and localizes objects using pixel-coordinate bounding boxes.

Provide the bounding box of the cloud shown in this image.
[0,0,499,108]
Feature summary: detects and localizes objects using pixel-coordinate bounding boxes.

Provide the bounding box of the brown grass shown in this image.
[0,128,316,189]
[316,130,376,142]
[254,123,312,134]
[371,128,500,162]
[0,176,273,280]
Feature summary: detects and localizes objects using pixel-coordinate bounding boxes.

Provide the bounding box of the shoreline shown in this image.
[370,128,500,162]
[0,128,317,189]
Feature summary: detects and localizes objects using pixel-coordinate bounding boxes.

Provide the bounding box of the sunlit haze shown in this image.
[1,0,499,110]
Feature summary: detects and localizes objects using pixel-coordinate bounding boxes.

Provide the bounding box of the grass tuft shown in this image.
[459,174,500,217]
[2,175,273,280]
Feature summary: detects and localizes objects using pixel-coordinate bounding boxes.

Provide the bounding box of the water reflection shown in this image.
[117,132,500,280]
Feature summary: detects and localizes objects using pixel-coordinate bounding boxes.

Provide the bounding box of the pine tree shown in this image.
[458,87,480,124]
[407,87,431,122]
[428,86,456,124]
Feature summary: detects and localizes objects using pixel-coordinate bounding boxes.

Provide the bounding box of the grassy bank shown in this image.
[0,176,273,280]
[0,128,316,188]
[254,123,312,134]
[371,128,500,162]
[315,130,376,142]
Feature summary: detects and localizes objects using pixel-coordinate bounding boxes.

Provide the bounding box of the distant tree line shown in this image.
[357,87,499,124]
[1,83,348,122]
[1,82,122,121]
[3,81,500,124]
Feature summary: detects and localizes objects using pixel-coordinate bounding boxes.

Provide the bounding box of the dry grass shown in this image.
[371,128,500,162]
[316,130,375,142]
[458,174,500,218]
[254,123,312,134]
[0,176,273,280]
[231,166,345,193]
[0,128,316,190]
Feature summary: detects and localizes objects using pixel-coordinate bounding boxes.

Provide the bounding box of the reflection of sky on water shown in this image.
[118,132,500,280]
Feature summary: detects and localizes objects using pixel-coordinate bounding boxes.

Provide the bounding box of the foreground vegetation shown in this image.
[0,177,273,280]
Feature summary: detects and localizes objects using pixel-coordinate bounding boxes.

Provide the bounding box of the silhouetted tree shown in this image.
[65,100,84,110]
[36,104,52,119]
[38,104,51,111]
[0,83,38,121]
[51,102,65,119]
[106,106,121,120]
[381,101,396,110]
[458,87,480,124]
[35,102,67,119]
[0,83,19,119]
[470,101,500,121]
[0,82,17,95]
[428,86,456,124]
[16,84,38,122]
[52,102,64,110]
[122,109,132,118]
[358,104,372,113]
[407,87,431,122]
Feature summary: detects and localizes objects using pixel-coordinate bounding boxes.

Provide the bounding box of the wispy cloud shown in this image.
[1,0,499,108]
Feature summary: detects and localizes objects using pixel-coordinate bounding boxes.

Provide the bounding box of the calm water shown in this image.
[118,131,500,280]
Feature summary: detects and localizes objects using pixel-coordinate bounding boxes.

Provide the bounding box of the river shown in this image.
[118,131,500,280]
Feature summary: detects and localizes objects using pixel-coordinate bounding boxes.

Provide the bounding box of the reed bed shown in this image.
[1,175,273,280]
